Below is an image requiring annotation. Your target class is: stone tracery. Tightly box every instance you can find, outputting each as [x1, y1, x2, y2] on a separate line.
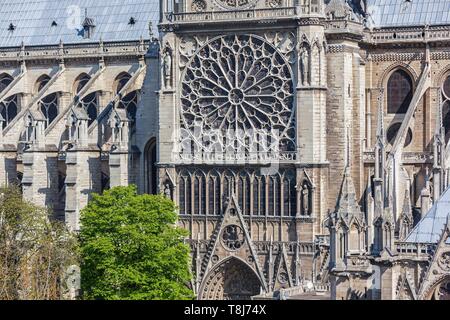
[180, 35, 295, 158]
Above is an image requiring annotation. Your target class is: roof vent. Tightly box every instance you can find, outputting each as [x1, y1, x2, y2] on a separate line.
[51, 21, 58, 27]
[128, 17, 136, 25]
[8, 23, 16, 32]
[82, 9, 96, 39]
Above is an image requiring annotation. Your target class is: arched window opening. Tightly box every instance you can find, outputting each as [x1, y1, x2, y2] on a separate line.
[0, 74, 13, 93]
[115, 73, 132, 94]
[145, 139, 157, 195]
[0, 75, 18, 129]
[74, 73, 91, 94]
[374, 220, 383, 253]
[40, 93, 58, 128]
[0, 95, 18, 129]
[36, 74, 51, 93]
[387, 69, 413, 114]
[178, 172, 191, 215]
[441, 75, 450, 144]
[118, 90, 138, 123]
[176, 169, 296, 218]
[79, 92, 98, 126]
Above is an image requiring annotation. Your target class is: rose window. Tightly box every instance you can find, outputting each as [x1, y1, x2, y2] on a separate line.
[221, 225, 245, 251]
[181, 35, 295, 157]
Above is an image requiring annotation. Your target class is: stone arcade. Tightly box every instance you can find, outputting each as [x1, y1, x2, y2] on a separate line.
[1, 0, 450, 300]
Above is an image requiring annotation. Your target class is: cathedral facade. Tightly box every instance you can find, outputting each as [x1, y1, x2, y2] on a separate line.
[1, 0, 450, 300]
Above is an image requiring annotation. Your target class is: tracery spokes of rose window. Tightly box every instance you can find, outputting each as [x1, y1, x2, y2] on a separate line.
[0, 74, 19, 129]
[180, 35, 295, 161]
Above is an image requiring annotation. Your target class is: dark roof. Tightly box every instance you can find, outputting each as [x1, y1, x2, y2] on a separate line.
[0, 0, 159, 47]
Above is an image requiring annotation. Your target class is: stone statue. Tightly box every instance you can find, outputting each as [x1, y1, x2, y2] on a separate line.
[64, 265, 80, 300]
[302, 183, 310, 215]
[164, 183, 172, 200]
[163, 45, 172, 89]
[299, 46, 309, 86]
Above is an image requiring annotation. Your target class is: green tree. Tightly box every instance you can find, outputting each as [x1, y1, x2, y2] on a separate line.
[80, 185, 194, 300]
[0, 185, 78, 300]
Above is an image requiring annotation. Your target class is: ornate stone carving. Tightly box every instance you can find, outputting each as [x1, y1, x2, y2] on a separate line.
[221, 225, 245, 251]
[438, 252, 450, 272]
[301, 181, 312, 216]
[180, 34, 295, 156]
[200, 258, 262, 300]
[192, 0, 207, 12]
[433, 280, 450, 300]
[162, 42, 173, 89]
[213, 0, 258, 10]
[299, 44, 310, 86]
[266, 0, 282, 8]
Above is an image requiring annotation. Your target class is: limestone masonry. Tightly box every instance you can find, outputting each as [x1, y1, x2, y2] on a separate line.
[1, 0, 450, 300]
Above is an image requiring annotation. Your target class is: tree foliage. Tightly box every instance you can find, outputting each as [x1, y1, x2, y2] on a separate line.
[79, 185, 194, 300]
[0, 185, 79, 300]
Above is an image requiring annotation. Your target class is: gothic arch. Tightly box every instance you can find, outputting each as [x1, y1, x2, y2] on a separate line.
[385, 67, 415, 114]
[35, 74, 51, 93]
[423, 275, 450, 300]
[0, 74, 19, 129]
[73, 72, 91, 94]
[199, 256, 263, 300]
[114, 72, 132, 94]
[434, 66, 450, 88]
[144, 138, 157, 195]
[378, 63, 418, 89]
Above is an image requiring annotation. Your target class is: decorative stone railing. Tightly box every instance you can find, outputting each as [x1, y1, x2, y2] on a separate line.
[365, 25, 450, 44]
[363, 151, 433, 164]
[396, 242, 433, 256]
[175, 151, 298, 164]
[163, 6, 324, 24]
[324, 19, 364, 35]
[0, 41, 149, 62]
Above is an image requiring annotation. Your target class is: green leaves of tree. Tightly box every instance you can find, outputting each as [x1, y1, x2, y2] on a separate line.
[80, 186, 194, 300]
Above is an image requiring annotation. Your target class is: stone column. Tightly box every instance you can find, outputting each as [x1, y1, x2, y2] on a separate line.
[22, 148, 59, 210]
[65, 147, 101, 231]
[109, 150, 130, 187]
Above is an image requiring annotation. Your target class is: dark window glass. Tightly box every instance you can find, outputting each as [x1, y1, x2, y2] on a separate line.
[443, 101, 450, 143]
[386, 123, 413, 147]
[179, 178, 186, 215]
[40, 93, 58, 128]
[387, 70, 413, 114]
[443, 76, 450, 99]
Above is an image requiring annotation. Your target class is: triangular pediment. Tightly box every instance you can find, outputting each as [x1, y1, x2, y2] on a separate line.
[273, 244, 293, 291]
[199, 194, 268, 292]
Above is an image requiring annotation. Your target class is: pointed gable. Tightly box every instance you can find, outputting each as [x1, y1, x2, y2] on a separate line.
[335, 167, 363, 224]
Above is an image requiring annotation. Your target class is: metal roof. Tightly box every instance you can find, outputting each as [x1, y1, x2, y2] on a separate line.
[405, 186, 450, 244]
[366, 0, 450, 28]
[0, 0, 160, 48]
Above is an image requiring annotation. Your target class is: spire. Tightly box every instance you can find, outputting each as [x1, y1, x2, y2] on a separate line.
[375, 88, 385, 146]
[336, 144, 363, 223]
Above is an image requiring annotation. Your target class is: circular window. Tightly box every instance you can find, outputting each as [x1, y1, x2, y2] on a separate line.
[386, 123, 413, 147]
[221, 225, 245, 251]
[181, 34, 295, 155]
